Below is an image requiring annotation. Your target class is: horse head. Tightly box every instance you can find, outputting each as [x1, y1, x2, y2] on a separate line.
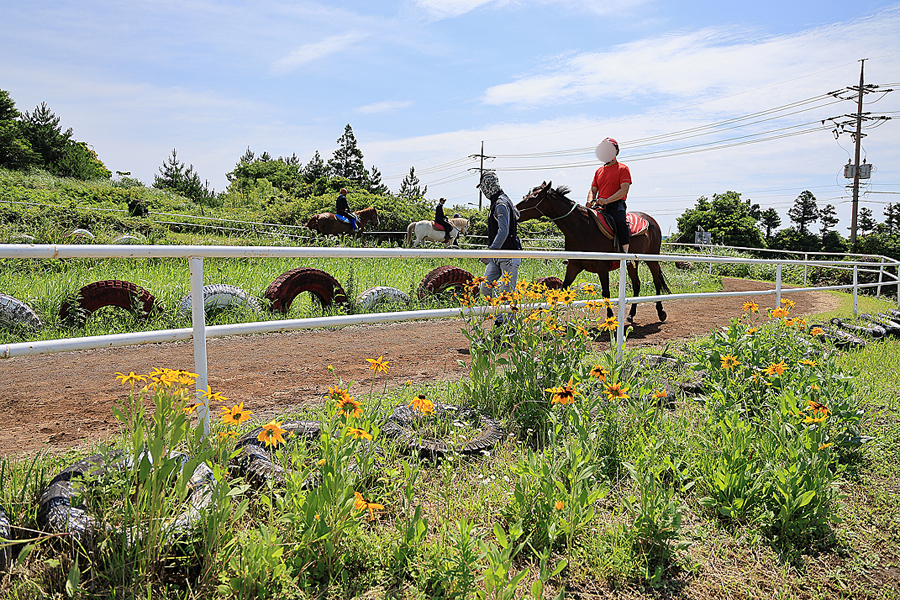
[358, 206, 380, 229]
[516, 181, 552, 222]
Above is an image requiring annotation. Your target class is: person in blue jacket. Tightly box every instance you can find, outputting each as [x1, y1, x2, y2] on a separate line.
[476, 171, 522, 329]
[335, 188, 357, 230]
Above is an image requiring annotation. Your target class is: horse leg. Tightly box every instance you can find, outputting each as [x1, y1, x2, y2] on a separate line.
[597, 268, 612, 320]
[647, 261, 667, 322]
[626, 261, 640, 324]
[562, 261, 583, 289]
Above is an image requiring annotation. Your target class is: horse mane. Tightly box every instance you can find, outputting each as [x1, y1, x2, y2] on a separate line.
[552, 184, 572, 198]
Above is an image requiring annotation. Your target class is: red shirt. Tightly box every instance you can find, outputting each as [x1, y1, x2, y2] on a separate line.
[591, 162, 631, 202]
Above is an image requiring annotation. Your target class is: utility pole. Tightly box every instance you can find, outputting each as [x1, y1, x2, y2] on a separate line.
[468, 141, 495, 210]
[822, 59, 893, 246]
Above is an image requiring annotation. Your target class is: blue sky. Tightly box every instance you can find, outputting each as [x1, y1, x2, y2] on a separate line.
[2, 0, 899, 235]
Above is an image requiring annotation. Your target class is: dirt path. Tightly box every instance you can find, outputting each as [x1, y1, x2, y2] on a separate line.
[0, 278, 839, 456]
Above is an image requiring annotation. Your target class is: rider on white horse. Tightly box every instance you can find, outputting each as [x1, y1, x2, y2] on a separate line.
[435, 197, 452, 242]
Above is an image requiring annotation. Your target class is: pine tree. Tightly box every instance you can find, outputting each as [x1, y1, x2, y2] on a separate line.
[884, 203, 900, 234]
[759, 208, 781, 239]
[787, 190, 819, 235]
[22, 101, 73, 169]
[398, 166, 427, 200]
[366, 165, 389, 194]
[327, 124, 366, 184]
[153, 148, 213, 202]
[0, 89, 38, 169]
[302, 150, 328, 183]
[818, 203, 839, 236]
[858, 207, 877, 234]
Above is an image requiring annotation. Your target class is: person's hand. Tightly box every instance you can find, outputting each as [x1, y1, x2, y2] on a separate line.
[480, 257, 492, 265]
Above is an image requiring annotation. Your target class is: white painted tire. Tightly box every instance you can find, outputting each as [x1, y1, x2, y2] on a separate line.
[0, 293, 42, 331]
[356, 286, 411, 309]
[69, 229, 95, 241]
[113, 234, 143, 245]
[176, 284, 262, 318]
[9, 233, 35, 244]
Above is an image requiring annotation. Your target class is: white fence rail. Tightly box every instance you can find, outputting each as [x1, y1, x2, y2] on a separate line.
[2, 243, 899, 432]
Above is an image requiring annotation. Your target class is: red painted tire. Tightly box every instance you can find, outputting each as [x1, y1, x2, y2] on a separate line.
[60, 280, 161, 325]
[534, 276, 564, 290]
[419, 266, 473, 296]
[264, 268, 348, 313]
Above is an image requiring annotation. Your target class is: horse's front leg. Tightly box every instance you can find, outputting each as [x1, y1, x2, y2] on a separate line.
[597, 268, 612, 320]
[562, 260, 583, 289]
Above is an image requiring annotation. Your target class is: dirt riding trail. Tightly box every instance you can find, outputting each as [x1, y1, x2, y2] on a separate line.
[0, 279, 839, 456]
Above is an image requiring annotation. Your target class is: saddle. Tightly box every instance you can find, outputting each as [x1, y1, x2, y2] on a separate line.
[431, 221, 451, 232]
[335, 213, 358, 230]
[589, 209, 649, 241]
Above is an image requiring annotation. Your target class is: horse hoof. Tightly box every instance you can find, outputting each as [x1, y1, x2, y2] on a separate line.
[626, 315, 634, 325]
[658, 310, 667, 322]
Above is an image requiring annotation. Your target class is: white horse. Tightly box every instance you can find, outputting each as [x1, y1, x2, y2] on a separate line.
[406, 217, 468, 247]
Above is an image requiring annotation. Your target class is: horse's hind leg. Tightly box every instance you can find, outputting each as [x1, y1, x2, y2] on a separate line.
[626, 262, 640, 323]
[647, 261, 667, 322]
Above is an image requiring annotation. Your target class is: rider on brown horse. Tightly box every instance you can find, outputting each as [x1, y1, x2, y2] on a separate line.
[335, 188, 358, 231]
[587, 138, 631, 253]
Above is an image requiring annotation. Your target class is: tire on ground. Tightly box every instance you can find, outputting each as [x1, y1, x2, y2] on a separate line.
[60, 280, 161, 325]
[37, 450, 216, 546]
[229, 421, 323, 488]
[535, 276, 564, 290]
[381, 402, 504, 458]
[264, 268, 348, 313]
[419, 266, 473, 296]
[0, 293, 42, 331]
[356, 286, 411, 309]
[0, 505, 10, 573]
[176, 284, 262, 319]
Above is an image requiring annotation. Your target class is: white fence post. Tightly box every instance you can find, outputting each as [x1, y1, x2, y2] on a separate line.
[853, 264, 858, 317]
[776, 263, 782, 307]
[803, 253, 808, 286]
[877, 263, 884, 298]
[189, 256, 210, 435]
[617, 258, 627, 363]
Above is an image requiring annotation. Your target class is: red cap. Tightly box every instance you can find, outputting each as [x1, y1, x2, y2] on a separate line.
[604, 137, 619, 149]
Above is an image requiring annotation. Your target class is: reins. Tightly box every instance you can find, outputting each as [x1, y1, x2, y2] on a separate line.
[523, 188, 578, 221]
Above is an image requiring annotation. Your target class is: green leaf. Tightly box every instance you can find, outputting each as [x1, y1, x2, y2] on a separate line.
[531, 580, 543, 599]
[65, 560, 80, 597]
[797, 490, 816, 508]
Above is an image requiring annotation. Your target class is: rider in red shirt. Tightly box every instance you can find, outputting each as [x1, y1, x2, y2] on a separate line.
[586, 138, 632, 253]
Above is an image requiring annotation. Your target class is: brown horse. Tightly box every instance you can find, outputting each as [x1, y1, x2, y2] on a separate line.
[516, 181, 669, 323]
[305, 206, 380, 236]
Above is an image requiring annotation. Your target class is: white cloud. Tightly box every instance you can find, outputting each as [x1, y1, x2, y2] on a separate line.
[413, 0, 495, 19]
[482, 9, 900, 109]
[270, 32, 368, 75]
[355, 100, 414, 114]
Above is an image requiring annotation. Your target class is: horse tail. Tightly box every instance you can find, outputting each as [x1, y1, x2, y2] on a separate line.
[406, 222, 414, 247]
[658, 265, 671, 294]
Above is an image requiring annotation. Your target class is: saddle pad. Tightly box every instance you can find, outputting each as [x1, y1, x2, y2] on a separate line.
[590, 209, 649, 240]
[431, 222, 447, 231]
[335, 214, 352, 225]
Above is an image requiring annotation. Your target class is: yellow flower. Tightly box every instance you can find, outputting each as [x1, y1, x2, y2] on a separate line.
[546, 377, 579, 405]
[217, 430, 237, 440]
[798, 359, 817, 367]
[183, 402, 202, 415]
[499, 270, 512, 286]
[604, 382, 629, 401]
[764, 360, 786, 377]
[590, 365, 609, 381]
[220, 402, 253, 426]
[575, 324, 590, 337]
[328, 364, 335, 373]
[405, 380, 413, 386]
[720, 354, 740, 370]
[746, 327, 758, 335]
[803, 414, 827, 424]
[780, 298, 796, 308]
[172, 369, 199, 385]
[806, 400, 831, 416]
[558, 289, 576, 305]
[743, 301, 759, 313]
[809, 327, 824, 336]
[346, 427, 373, 440]
[581, 283, 596, 295]
[818, 442, 833, 450]
[783, 318, 795, 327]
[585, 300, 604, 312]
[554, 500, 565, 511]
[366, 355, 390, 373]
[408, 394, 435, 415]
[599, 316, 618, 331]
[115, 371, 147, 387]
[354, 492, 384, 521]
[200, 385, 228, 404]
[337, 395, 362, 418]
[770, 307, 789, 319]
[257, 420, 288, 447]
[653, 389, 668, 399]
[317, 458, 326, 466]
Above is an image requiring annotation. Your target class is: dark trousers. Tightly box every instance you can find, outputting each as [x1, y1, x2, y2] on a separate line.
[606, 201, 630, 247]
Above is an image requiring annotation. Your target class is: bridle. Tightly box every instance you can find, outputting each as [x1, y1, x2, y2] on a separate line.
[520, 187, 578, 222]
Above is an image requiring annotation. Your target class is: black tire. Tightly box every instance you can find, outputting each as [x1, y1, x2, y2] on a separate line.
[0, 293, 42, 331]
[861, 314, 900, 336]
[831, 317, 885, 339]
[60, 280, 161, 325]
[381, 402, 504, 458]
[176, 284, 262, 318]
[810, 324, 867, 350]
[229, 421, 322, 488]
[0, 505, 10, 573]
[535, 276, 564, 290]
[37, 450, 216, 546]
[264, 268, 348, 313]
[419, 266, 473, 296]
[356, 286, 411, 309]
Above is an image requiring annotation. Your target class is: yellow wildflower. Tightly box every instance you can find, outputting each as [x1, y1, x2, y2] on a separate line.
[604, 382, 629, 401]
[408, 394, 435, 415]
[220, 402, 253, 426]
[115, 371, 147, 387]
[554, 500, 565, 511]
[354, 491, 384, 521]
[764, 360, 786, 377]
[546, 377, 579, 405]
[346, 427, 373, 440]
[590, 365, 609, 381]
[720, 354, 740, 370]
[366, 355, 390, 373]
[743, 301, 759, 313]
[257, 420, 288, 447]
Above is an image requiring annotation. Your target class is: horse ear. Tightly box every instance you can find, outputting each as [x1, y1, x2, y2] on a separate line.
[546, 181, 552, 189]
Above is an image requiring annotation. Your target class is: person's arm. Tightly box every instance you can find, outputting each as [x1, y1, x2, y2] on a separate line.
[594, 182, 630, 206]
[586, 186, 598, 207]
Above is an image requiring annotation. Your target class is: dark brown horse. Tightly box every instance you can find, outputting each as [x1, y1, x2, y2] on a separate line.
[516, 181, 669, 323]
[305, 206, 380, 236]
